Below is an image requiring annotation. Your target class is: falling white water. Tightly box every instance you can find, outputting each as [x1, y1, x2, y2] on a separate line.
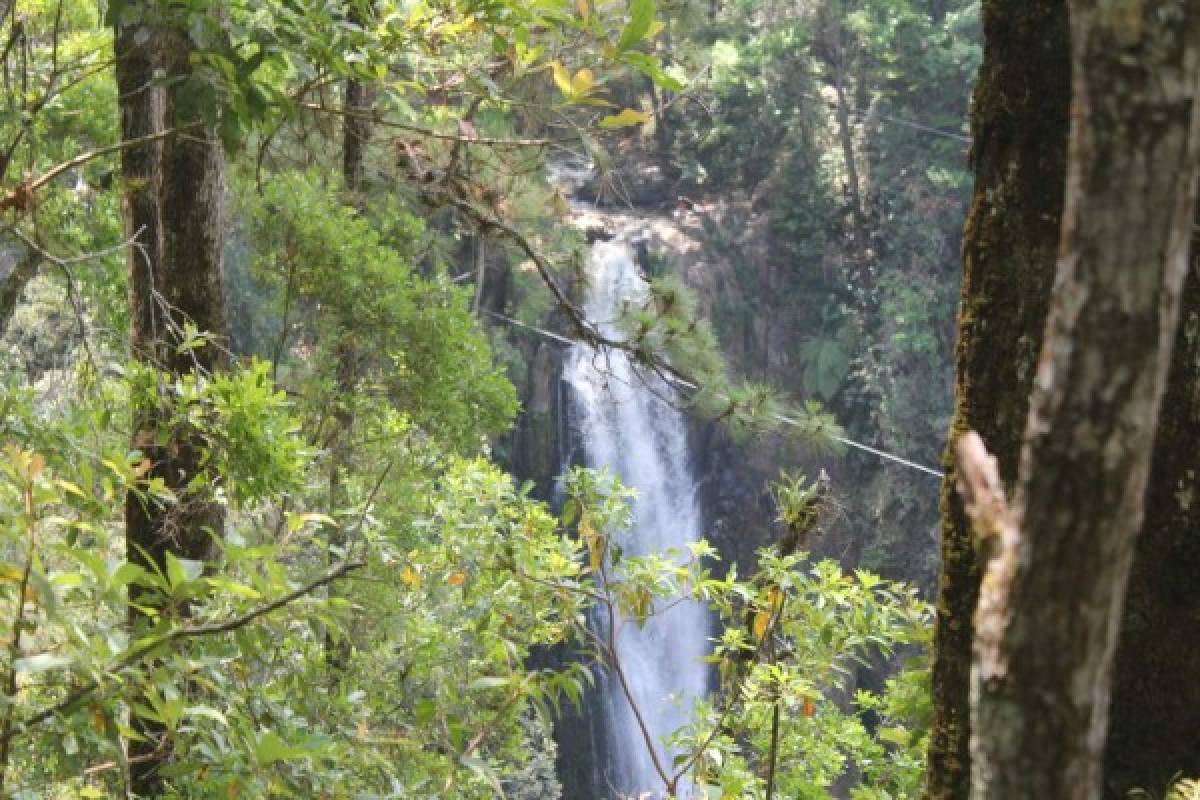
[564, 237, 711, 799]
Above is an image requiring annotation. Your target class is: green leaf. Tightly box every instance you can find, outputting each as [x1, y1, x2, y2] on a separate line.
[467, 676, 510, 691]
[618, 0, 656, 51]
[204, 576, 262, 599]
[253, 731, 300, 765]
[165, 553, 203, 589]
[14, 653, 71, 674]
[185, 706, 229, 726]
[621, 52, 684, 91]
[110, 562, 150, 590]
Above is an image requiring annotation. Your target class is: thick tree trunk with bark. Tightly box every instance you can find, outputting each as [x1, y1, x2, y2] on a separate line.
[114, 5, 228, 794]
[924, 2, 1068, 797]
[1103, 215, 1200, 798]
[969, 3, 1200, 797]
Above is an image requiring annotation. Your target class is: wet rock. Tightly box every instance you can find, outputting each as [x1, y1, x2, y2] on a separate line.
[583, 222, 615, 243]
[577, 162, 673, 210]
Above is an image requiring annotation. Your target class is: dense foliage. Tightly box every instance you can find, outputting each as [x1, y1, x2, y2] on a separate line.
[0, 0, 955, 797]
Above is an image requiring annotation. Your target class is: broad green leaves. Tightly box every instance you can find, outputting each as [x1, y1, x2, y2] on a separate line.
[618, 0, 658, 51]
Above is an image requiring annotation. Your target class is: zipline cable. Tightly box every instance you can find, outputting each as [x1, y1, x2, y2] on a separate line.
[483, 310, 946, 479]
[795, 90, 972, 145]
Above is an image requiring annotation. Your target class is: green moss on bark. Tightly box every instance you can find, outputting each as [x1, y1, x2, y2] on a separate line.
[924, 2, 1069, 798]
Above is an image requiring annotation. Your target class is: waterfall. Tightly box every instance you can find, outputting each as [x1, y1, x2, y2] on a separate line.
[563, 238, 711, 799]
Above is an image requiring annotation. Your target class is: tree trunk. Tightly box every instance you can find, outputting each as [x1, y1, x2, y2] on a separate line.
[326, 0, 374, 673]
[1104, 213, 1200, 798]
[833, 68, 869, 270]
[924, 2, 1069, 797]
[342, 68, 372, 197]
[969, 3, 1200, 797]
[115, 5, 228, 794]
[0, 247, 40, 337]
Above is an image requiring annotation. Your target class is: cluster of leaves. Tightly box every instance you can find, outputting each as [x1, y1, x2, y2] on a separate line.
[679, 554, 932, 800]
[239, 170, 518, 452]
[0, 363, 619, 797]
[557, 467, 931, 800]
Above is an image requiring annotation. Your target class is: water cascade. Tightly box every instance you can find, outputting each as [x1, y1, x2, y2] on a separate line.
[564, 236, 711, 799]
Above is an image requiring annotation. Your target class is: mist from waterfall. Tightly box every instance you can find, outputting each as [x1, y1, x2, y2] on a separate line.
[563, 238, 711, 799]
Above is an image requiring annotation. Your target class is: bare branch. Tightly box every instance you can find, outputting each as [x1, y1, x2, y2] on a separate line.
[1, 126, 198, 212]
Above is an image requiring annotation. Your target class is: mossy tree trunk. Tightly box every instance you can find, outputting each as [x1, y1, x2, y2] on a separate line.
[114, 4, 228, 794]
[969, 1, 1200, 796]
[924, 2, 1068, 797]
[1103, 213, 1200, 798]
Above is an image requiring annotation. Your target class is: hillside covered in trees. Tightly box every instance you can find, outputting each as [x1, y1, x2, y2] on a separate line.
[0, 0, 1197, 798]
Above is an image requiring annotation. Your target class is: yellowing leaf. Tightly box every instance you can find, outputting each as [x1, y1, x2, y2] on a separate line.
[630, 587, 651, 627]
[580, 516, 605, 570]
[571, 68, 595, 96]
[599, 108, 652, 128]
[550, 61, 573, 96]
[55, 479, 87, 498]
[576, 0, 590, 20]
[89, 704, 106, 733]
[401, 565, 422, 589]
[133, 458, 152, 478]
[646, 19, 666, 39]
[446, 570, 467, 587]
[0, 563, 23, 583]
[28, 453, 45, 479]
[752, 609, 771, 641]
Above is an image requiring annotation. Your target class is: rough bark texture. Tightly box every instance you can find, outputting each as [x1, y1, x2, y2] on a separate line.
[115, 6, 228, 795]
[923, 2, 1068, 797]
[1104, 216, 1200, 799]
[970, 2, 1200, 797]
[342, 75, 372, 197]
[0, 248, 40, 337]
[114, 15, 165, 371]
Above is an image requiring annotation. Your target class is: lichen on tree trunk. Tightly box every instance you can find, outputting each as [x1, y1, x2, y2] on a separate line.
[968, 1, 1200, 796]
[1104, 214, 1200, 798]
[924, 2, 1068, 797]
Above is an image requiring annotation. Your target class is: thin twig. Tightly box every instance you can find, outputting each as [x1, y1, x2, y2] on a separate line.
[298, 101, 563, 147]
[1, 126, 198, 210]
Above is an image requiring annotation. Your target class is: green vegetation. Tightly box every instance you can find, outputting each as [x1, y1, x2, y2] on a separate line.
[0, 0, 991, 797]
